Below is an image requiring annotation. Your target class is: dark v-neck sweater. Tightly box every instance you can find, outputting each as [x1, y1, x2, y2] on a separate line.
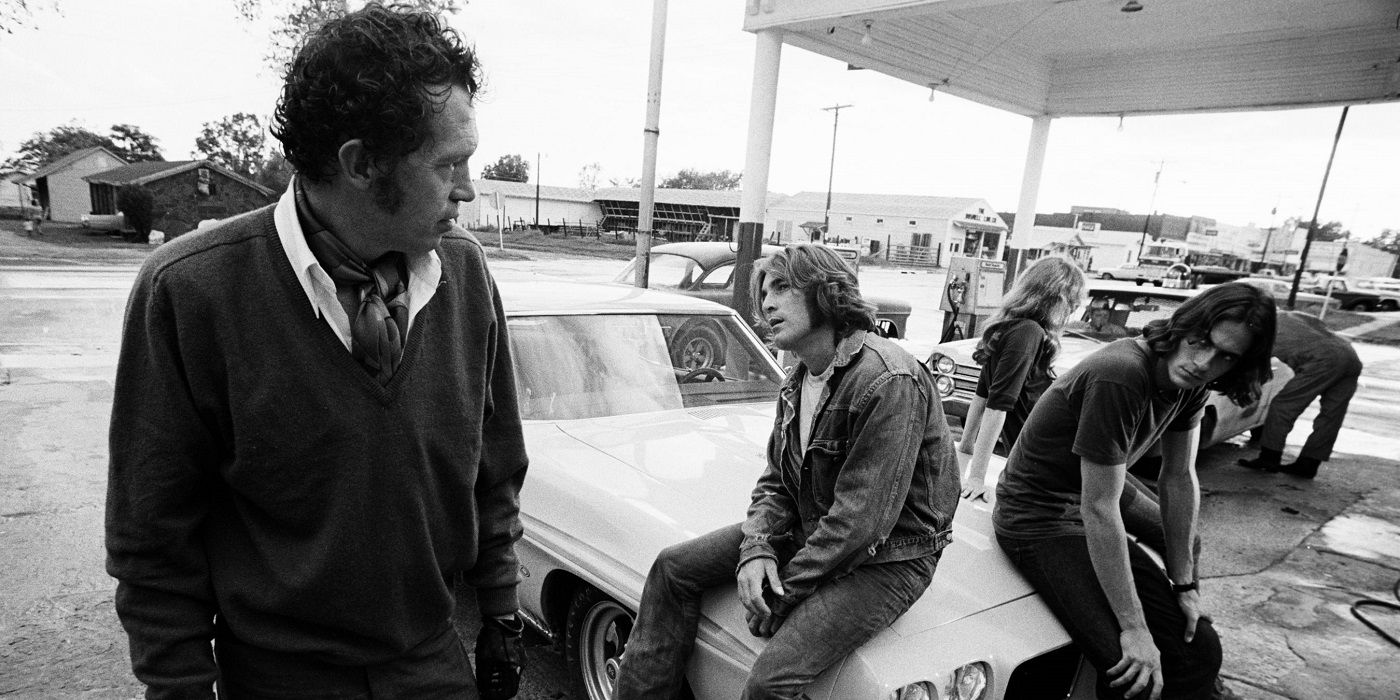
[106, 205, 529, 696]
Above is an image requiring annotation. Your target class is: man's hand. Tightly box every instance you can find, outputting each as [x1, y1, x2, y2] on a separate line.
[960, 482, 988, 502]
[1107, 626, 1163, 700]
[1177, 588, 1203, 643]
[736, 558, 784, 638]
[475, 613, 526, 700]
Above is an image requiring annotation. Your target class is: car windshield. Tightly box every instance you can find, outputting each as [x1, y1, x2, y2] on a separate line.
[1065, 291, 1186, 341]
[611, 254, 702, 290]
[508, 313, 784, 420]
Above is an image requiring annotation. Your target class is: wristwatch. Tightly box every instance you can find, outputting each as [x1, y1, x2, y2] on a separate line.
[1171, 579, 1199, 593]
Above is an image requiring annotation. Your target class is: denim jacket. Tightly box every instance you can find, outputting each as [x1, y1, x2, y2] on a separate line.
[739, 330, 961, 616]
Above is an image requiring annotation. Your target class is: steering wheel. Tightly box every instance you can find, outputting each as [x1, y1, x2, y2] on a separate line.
[681, 367, 726, 383]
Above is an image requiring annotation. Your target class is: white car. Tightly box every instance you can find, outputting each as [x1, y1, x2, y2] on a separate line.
[925, 282, 1294, 450]
[501, 280, 1095, 700]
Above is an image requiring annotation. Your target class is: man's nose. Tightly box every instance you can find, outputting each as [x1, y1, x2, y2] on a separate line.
[452, 173, 475, 203]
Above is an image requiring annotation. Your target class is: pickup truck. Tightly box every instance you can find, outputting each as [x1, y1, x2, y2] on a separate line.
[1312, 276, 1400, 311]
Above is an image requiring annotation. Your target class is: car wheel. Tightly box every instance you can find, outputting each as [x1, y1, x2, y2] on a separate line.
[671, 322, 725, 370]
[1382, 300, 1399, 312]
[1151, 280, 1163, 287]
[1134, 279, 1145, 286]
[1100, 273, 1115, 280]
[565, 584, 634, 700]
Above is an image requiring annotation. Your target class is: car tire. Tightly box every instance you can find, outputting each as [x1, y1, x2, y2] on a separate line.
[671, 321, 726, 370]
[1382, 300, 1399, 312]
[1100, 272, 1115, 280]
[565, 584, 634, 700]
[1134, 279, 1145, 286]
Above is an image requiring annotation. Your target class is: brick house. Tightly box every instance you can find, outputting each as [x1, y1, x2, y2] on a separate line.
[85, 160, 274, 238]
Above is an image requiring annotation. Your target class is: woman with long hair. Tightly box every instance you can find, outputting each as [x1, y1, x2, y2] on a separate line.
[959, 256, 1087, 501]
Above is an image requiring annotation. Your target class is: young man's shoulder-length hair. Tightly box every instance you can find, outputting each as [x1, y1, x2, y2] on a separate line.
[750, 244, 878, 338]
[272, 2, 482, 183]
[1142, 282, 1277, 406]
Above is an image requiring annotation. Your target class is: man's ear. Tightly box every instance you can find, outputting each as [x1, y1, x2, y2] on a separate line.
[336, 140, 377, 191]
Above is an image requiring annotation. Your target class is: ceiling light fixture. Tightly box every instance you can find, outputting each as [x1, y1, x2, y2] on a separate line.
[860, 19, 874, 46]
[1121, 1, 1143, 12]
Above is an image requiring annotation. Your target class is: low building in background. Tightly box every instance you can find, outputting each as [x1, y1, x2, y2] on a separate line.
[84, 160, 274, 239]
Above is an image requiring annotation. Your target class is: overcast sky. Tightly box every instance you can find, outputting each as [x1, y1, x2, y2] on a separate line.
[2, 0, 1397, 239]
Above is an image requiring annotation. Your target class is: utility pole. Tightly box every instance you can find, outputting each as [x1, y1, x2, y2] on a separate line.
[1136, 160, 1164, 260]
[1289, 106, 1348, 310]
[822, 103, 853, 243]
[635, 0, 668, 288]
[534, 152, 541, 227]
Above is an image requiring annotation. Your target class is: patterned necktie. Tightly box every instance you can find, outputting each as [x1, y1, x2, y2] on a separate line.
[297, 188, 410, 384]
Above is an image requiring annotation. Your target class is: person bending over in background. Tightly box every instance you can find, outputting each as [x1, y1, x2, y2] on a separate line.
[1238, 309, 1361, 479]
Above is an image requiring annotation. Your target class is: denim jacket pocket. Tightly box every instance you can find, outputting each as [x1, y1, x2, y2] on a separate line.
[805, 438, 848, 509]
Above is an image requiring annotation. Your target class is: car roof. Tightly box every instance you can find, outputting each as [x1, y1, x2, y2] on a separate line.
[1086, 281, 1197, 303]
[650, 241, 787, 267]
[497, 278, 734, 316]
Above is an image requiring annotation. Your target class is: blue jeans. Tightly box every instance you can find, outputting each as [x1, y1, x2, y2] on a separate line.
[997, 533, 1221, 700]
[615, 523, 937, 700]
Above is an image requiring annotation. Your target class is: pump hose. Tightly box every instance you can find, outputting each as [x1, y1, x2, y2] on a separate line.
[1351, 577, 1400, 647]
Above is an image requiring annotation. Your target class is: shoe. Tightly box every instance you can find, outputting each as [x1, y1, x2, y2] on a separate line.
[1238, 447, 1282, 472]
[1278, 457, 1320, 479]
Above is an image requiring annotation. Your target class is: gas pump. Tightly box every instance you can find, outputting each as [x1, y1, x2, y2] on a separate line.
[940, 257, 1006, 342]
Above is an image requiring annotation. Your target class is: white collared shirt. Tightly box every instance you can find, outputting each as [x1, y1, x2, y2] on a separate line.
[273, 177, 442, 351]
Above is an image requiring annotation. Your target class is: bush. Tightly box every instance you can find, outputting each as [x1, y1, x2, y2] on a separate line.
[117, 185, 155, 243]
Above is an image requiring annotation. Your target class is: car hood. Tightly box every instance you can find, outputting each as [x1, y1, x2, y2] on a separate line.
[931, 334, 1102, 374]
[521, 405, 1037, 642]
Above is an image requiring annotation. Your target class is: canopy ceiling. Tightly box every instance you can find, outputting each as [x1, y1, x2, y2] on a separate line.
[742, 0, 1400, 117]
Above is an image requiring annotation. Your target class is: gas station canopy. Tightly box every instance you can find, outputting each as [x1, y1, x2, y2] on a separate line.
[741, 0, 1400, 117]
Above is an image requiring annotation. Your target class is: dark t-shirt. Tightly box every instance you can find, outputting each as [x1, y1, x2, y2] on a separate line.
[974, 318, 1051, 447]
[993, 338, 1208, 539]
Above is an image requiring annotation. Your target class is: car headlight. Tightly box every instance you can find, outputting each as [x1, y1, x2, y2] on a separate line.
[930, 353, 956, 375]
[886, 662, 989, 700]
[946, 662, 990, 700]
[934, 374, 955, 398]
[890, 681, 934, 700]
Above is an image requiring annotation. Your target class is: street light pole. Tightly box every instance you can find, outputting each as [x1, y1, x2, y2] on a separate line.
[822, 103, 852, 243]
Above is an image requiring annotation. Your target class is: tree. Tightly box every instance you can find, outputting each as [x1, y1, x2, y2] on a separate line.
[117, 184, 155, 244]
[195, 113, 269, 179]
[256, 151, 295, 196]
[1289, 216, 1348, 242]
[2, 123, 163, 172]
[231, 0, 463, 74]
[0, 0, 59, 34]
[481, 154, 530, 183]
[659, 168, 741, 190]
[108, 123, 165, 164]
[577, 162, 602, 194]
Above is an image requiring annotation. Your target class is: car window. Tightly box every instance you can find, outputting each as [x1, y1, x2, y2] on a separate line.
[508, 313, 784, 420]
[642, 254, 700, 290]
[699, 263, 735, 289]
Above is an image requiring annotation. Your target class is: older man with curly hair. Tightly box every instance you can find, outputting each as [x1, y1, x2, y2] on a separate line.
[615, 244, 962, 699]
[105, 5, 529, 698]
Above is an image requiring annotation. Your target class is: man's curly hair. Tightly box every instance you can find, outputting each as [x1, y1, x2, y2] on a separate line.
[1141, 282, 1277, 406]
[751, 244, 878, 340]
[271, 3, 481, 183]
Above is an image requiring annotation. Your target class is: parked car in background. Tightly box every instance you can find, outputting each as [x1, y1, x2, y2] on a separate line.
[924, 282, 1294, 449]
[613, 241, 912, 339]
[1302, 276, 1382, 311]
[1096, 256, 1183, 286]
[1348, 277, 1400, 311]
[80, 212, 128, 232]
[1238, 277, 1341, 314]
[503, 280, 1095, 700]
